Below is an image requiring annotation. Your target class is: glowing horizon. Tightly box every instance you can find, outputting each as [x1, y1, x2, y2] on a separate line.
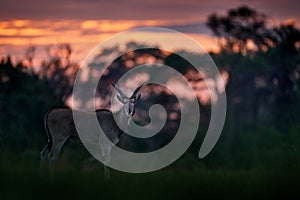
[0, 19, 219, 65]
[1, 1, 299, 65]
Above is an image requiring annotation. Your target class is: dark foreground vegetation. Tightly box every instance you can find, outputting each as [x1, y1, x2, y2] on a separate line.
[0, 6, 300, 199]
[2, 164, 300, 200]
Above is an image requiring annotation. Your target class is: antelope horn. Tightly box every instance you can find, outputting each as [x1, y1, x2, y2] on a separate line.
[130, 83, 145, 98]
[112, 83, 127, 98]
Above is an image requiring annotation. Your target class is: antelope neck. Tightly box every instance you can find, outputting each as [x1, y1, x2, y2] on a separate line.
[115, 108, 131, 132]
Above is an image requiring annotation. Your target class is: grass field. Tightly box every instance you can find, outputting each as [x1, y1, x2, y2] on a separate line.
[1, 149, 300, 200]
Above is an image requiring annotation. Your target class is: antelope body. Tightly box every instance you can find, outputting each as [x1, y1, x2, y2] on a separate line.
[40, 83, 144, 179]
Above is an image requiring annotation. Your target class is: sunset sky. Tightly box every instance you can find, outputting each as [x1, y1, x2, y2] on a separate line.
[1, 0, 300, 64]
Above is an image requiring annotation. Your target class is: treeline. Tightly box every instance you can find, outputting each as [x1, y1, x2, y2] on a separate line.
[197, 6, 300, 169]
[0, 44, 79, 151]
[0, 6, 300, 170]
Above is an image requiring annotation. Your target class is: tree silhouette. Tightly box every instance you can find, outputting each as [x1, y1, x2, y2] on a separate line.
[207, 6, 300, 131]
[0, 56, 64, 151]
[39, 43, 79, 101]
[207, 6, 274, 53]
[272, 23, 300, 55]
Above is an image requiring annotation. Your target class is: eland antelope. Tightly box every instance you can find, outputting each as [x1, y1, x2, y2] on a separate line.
[40, 83, 144, 179]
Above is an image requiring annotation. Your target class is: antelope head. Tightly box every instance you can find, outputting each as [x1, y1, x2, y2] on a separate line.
[112, 83, 144, 116]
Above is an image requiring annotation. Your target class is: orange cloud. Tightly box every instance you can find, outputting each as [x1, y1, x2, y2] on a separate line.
[13, 20, 30, 27]
[0, 19, 218, 65]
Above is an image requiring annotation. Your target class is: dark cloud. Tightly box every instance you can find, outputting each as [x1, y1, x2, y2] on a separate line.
[0, 35, 43, 38]
[162, 22, 211, 34]
[131, 22, 211, 34]
[0, 0, 298, 23]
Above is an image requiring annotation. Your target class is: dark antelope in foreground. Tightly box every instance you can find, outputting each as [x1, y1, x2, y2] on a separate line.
[40, 83, 144, 179]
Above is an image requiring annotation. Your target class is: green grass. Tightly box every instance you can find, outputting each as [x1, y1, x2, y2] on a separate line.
[0, 150, 300, 200]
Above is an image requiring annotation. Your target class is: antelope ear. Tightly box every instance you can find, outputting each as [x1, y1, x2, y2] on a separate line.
[117, 95, 124, 103]
[134, 94, 141, 103]
[117, 95, 128, 103]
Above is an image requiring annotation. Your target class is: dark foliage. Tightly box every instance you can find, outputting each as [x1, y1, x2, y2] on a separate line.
[0, 7, 299, 185]
[0, 56, 65, 152]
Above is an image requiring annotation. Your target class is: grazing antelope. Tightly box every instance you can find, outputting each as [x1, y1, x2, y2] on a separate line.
[40, 83, 144, 179]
